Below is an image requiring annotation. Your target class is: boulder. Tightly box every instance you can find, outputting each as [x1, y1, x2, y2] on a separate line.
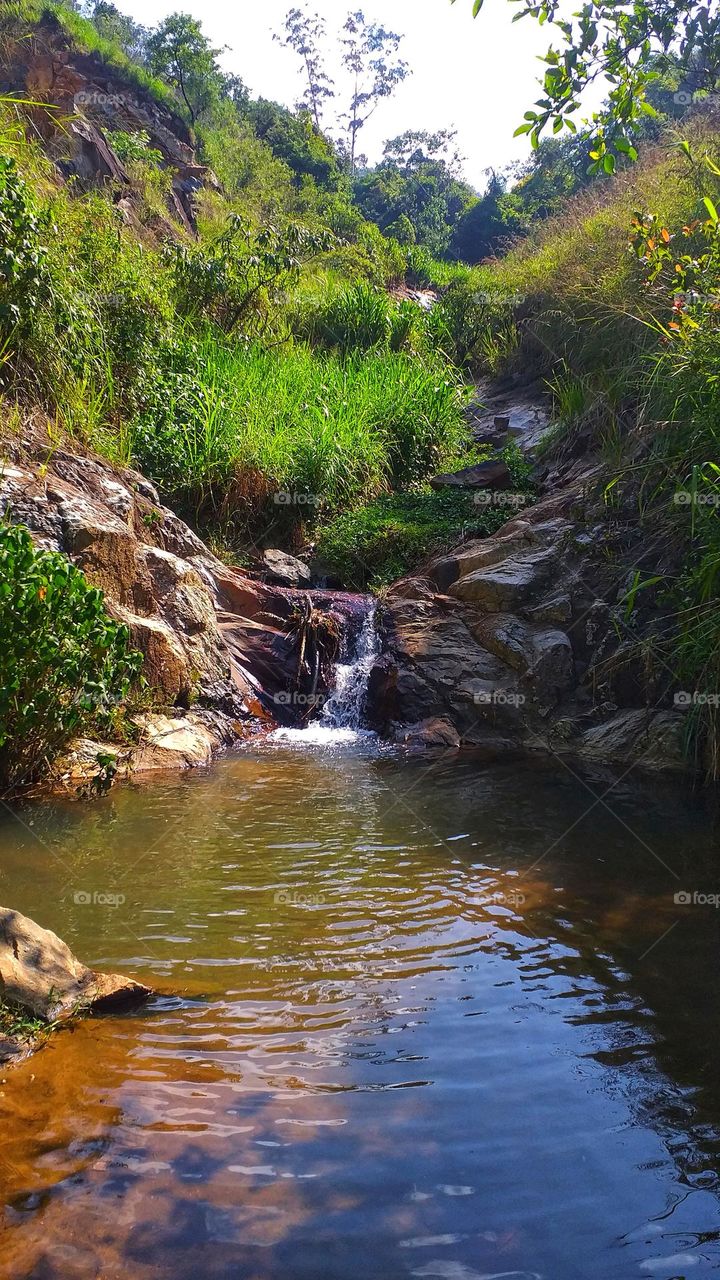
[395, 717, 461, 750]
[575, 710, 685, 770]
[131, 713, 218, 770]
[449, 549, 556, 612]
[258, 548, 312, 588]
[430, 459, 512, 492]
[0, 906, 150, 1023]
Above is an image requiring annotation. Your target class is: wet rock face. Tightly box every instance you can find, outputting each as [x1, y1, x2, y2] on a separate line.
[0, 906, 150, 1055]
[369, 465, 686, 773]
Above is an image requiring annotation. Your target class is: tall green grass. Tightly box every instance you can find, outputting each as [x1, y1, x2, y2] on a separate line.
[130, 334, 469, 522]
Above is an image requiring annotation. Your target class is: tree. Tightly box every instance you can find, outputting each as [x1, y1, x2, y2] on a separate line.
[458, 0, 720, 171]
[275, 8, 335, 130]
[84, 2, 149, 61]
[354, 129, 475, 256]
[341, 11, 410, 174]
[245, 98, 344, 191]
[450, 171, 521, 262]
[145, 13, 226, 125]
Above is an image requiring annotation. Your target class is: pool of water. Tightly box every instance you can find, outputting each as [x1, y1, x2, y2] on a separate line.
[0, 747, 718, 1279]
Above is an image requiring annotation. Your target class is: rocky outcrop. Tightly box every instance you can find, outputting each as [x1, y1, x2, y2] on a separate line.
[0, 906, 150, 1062]
[0, 425, 366, 778]
[0, 11, 217, 235]
[429, 458, 512, 492]
[368, 452, 688, 772]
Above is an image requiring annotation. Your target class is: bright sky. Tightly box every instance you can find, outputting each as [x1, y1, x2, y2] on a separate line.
[114, 0, 552, 191]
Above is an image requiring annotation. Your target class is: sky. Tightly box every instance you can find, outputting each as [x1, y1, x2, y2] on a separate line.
[114, 0, 554, 192]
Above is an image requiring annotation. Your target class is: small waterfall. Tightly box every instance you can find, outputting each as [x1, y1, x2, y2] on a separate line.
[318, 606, 379, 733]
[270, 604, 378, 747]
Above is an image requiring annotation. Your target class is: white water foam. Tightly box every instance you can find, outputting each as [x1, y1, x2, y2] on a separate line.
[271, 606, 379, 748]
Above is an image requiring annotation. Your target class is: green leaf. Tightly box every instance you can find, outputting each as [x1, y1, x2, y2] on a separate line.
[703, 196, 719, 225]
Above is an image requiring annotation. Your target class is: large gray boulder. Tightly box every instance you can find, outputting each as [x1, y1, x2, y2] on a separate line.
[0, 907, 150, 1039]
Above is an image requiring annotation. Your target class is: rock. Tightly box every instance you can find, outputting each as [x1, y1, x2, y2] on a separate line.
[525, 594, 573, 625]
[430, 459, 512, 492]
[0, 906, 150, 1022]
[258, 548, 312, 588]
[449, 549, 556, 612]
[113, 608, 192, 704]
[470, 615, 574, 704]
[0, 1037, 23, 1064]
[131, 713, 219, 770]
[576, 711, 686, 770]
[394, 717, 461, 750]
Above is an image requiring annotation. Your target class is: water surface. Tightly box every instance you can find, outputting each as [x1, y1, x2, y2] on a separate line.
[0, 749, 718, 1279]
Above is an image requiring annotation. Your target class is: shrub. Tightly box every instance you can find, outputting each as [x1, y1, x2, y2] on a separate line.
[0, 154, 47, 346]
[164, 215, 333, 337]
[0, 523, 142, 793]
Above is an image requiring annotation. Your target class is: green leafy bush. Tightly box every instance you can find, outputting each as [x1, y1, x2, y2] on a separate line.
[0, 154, 46, 339]
[164, 215, 333, 336]
[0, 524, 142, 793]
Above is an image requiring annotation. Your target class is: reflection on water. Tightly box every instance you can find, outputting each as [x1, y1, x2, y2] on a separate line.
[0, 750, 718, 1279]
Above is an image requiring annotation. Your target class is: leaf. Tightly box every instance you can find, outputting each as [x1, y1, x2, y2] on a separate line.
[703, 196, 719, 225]
[472, 0, 484, 14]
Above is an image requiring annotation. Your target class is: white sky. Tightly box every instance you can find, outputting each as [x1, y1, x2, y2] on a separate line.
[114, 0, 554, 191]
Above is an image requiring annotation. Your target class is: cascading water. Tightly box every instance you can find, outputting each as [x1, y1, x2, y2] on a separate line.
[271, 604, 379, 747]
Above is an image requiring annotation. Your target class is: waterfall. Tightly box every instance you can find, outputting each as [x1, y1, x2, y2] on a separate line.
[318, 606, 379, 732]
[270, 604, 378, 747]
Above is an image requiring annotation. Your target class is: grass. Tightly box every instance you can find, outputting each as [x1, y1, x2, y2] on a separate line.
[0, 994, 49, 1044]
[130, 336, 471, 530]
[317, 442, 534, 589]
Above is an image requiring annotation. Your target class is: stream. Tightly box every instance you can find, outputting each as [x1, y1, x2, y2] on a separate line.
[0, 721, 719, 1277]
[1, 597, 719, 1279]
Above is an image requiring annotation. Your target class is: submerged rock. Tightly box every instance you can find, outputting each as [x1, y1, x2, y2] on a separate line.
[0, 906, 151, 1060]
